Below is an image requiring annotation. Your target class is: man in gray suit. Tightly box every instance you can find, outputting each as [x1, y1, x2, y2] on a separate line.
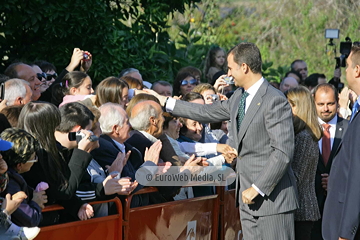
[153, 42, 298, 239]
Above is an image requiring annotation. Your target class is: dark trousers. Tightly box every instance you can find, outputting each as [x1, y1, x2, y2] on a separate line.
[295, 221, 314, 240]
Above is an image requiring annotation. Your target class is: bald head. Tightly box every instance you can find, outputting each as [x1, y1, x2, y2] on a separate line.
[5, 63, 42, 100]
[130, 100, 164, 137]
[280, 77, 299, 93]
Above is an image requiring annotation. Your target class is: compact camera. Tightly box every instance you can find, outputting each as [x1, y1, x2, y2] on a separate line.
[209, 94, 219, 101]
[68, 131, 98, 143]
[224, 76, 234, 84]
[83, 52, 90, 61]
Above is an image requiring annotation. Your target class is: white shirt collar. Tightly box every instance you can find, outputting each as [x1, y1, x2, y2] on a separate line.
[139, 131, 158, 143]
[318, 115, 338, 126]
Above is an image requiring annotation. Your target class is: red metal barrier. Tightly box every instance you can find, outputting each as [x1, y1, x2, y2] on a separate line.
[34, 185, 242, 239]
[35, 198, 123, 240]
[123, 187, 220, 240]
[220, 189, 243, 240]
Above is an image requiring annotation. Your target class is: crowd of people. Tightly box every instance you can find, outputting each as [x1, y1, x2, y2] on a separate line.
[0, 42, 359, 240]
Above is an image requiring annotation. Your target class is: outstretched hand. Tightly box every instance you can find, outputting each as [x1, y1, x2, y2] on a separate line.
[106, 151, 131, 175]
[66, 48, 84, 72]
[144, 140, 162, 165]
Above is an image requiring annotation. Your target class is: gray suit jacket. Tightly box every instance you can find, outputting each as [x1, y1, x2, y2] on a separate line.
[171, 80, 298, 216]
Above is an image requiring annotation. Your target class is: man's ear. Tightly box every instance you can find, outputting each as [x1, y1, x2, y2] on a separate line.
[15, 97, 23, 105]
[150, 116, 157, 126]
[242, 63, 250, 74]
[113, 124, 119, 134]
[355, 65, 360, 78]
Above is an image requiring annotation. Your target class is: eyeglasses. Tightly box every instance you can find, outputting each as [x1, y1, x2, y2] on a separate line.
[36, 73, 47, 81]
[46, 73, 58, 81]
[27, 155, 38, 163]
[181, 79, 198, 86]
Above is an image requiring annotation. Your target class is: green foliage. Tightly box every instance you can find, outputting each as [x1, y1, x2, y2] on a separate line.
[1, 0, 359, 87]
[262, 61, 289, 83]
[0, 0, 199, 84]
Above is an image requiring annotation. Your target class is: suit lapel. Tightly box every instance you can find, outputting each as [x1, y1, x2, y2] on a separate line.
[327, 119, 343, 165]
[318, 117, 346, 171]
[328, 117, 348, 167]
[237, 81, 267, 142]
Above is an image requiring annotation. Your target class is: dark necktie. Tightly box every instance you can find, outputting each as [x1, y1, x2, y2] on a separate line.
[237, 91, 249, 131]
[322, 123, 331, 166]
[350, 101, 360, 122]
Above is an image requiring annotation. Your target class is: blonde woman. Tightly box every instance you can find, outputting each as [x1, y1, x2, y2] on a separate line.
[285, 86, 322, 240]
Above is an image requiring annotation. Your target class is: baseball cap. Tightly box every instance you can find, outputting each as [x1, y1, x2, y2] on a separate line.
[0, 139, 13, 151]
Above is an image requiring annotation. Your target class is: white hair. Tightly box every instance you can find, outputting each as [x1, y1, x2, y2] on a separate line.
[99, 103, 126, 135]
[129, 103, 158, 131]
[4, 78, 30, 106]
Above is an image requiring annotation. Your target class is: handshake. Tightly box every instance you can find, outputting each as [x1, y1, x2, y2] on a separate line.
[217, 144, 238, 164]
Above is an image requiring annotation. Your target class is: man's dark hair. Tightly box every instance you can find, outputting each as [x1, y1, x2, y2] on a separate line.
[313, 83, 339, 102]
[33, 60, 57, 73]
[4, 62, 24, 78]
[290, 59, 305, 71]
[304, 73, 326, 88]
[229, 42, 262, 74]
[151, 80, 172, 89]
[56, 102, 95, 133]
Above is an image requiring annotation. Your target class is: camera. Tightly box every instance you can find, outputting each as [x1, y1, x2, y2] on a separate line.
[68, 131, 98, 143]
[83, 52, 90, 61]
[336, 37, 352, 68]
[224, 76, 234, 85]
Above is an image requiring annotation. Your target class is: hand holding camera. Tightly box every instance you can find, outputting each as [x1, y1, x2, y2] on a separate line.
[76, 129, 99, 153]
[81, 51, 92, 73]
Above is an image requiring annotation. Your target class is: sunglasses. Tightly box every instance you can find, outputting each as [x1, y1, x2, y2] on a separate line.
[37, 73, 47, 81]
[46, 73, 58, 81]
[181, 79, 198, 86]
[37, 73, 58, 81]
[27, 155, 38, 163]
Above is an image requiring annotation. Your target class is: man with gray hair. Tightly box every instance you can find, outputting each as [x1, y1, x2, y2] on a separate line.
[126, 100, 181, 168]
[4, 79, 32, 106]
[91, 102, 163, 207]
